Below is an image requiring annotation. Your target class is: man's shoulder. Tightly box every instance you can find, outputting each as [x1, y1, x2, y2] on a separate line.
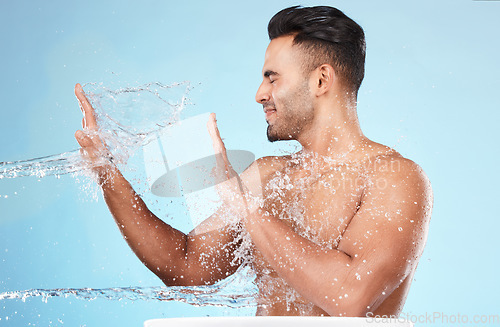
[239, 154, 292, 188]
[365, 150, 428, 184]
[361, 149, 432, 207]
[253, 154, 291, 174]
[256, 154, 292, 163]
[239, 155, 290, 196]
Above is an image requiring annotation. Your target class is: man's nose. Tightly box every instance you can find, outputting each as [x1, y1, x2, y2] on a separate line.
[255, 82, 270, 104]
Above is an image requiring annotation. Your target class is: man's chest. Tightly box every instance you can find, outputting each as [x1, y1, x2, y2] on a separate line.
[260, 163, 366, 248]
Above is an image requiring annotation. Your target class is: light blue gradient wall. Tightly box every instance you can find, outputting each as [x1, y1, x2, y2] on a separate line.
[1, 0, 499, 325]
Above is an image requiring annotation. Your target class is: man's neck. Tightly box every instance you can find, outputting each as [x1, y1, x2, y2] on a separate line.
[297, 95, 367, 160]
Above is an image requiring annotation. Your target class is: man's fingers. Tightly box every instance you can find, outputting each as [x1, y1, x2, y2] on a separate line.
[207, 114, 227, 179]
[207, 113, 234, 179]
[207, 113, 222, 151]
[207, 113, 229, 162]
[76, 129, 105, 149]
[75, 130, 94, 148]
[75, 83, 98, 129]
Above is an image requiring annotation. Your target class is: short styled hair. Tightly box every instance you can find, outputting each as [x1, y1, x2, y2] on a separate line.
[268, 6, 366, 94]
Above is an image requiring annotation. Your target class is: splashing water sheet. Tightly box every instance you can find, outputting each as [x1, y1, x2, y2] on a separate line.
[0, 266, 257, 307]
[1, 82, 189, 180]
[0, 81, 259, 324]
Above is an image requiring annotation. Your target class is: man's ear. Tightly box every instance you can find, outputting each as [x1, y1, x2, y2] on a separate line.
[314, 64, 335, 96]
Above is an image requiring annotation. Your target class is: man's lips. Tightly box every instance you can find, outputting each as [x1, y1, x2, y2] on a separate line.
[264, 107, 276, 119]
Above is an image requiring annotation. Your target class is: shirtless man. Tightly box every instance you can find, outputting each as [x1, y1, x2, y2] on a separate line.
[74, 6, 432, 317]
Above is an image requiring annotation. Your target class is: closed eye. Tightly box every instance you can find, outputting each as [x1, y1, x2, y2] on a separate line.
[263, 70, 279, 84]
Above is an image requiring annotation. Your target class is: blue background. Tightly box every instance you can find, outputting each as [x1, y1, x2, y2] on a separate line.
[1, 0, 499, 325]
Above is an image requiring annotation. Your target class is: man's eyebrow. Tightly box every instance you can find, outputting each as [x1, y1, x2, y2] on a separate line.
[263, 70, 279, 78]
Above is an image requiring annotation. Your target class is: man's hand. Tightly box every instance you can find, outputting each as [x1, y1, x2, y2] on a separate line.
[206, 113, 261, 217]
[74, 83, 113, 178]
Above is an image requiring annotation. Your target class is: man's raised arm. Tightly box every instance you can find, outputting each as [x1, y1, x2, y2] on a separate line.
[73, 84, 241, 286]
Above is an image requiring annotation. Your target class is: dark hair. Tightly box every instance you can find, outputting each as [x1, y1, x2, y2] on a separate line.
[268, 6, 366, 94]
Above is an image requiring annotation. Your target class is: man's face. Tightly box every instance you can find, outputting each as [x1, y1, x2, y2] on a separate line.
[256, 35, 315, 142]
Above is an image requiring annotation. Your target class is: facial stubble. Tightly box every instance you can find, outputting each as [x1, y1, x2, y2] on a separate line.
[267, 81, 314, 142]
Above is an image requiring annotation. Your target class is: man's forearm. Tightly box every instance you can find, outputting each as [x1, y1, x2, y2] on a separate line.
[98, 166, 189, 285]
[244, 209, 358, 315]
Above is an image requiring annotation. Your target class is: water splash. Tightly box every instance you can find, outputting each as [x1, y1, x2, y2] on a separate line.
[0, 267, 258, 308]
[0, 81, 191, 180]
[0, 149, 83, 179]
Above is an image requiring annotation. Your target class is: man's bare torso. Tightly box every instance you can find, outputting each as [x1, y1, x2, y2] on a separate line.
[250, 145, 415, 316]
